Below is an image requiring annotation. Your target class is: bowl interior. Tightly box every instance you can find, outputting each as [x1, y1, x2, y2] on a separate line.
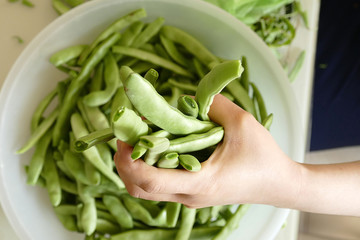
[0, 0, 303, 239]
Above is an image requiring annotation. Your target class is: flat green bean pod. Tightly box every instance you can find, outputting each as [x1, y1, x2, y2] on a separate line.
[50, 44, 87, 67]
[103, 195, 133, 229]
[78, 8, 147, 65]
[74, 128, 115, 152]
[160, 25, 220, 68]
[83, 53, 120, 107]
[112, 46, 193, 78]
[195, 60, 243, 121]
[167, 126, 224, 154]
[123, 72, 216, 135]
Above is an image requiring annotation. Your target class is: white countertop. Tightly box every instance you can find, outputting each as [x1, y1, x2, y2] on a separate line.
[0, 0, 320, 239]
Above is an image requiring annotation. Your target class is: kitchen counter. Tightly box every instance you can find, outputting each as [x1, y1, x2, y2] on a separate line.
[0, 0, 320, 239]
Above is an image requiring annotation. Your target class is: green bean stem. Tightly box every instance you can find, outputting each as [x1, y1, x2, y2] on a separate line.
[74, 128, 115, 152]
[112, 106, 149, 146]
[177, 95, 199, 118]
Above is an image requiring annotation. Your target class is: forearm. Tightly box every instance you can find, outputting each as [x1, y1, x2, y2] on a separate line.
[294, 161, 360, 216]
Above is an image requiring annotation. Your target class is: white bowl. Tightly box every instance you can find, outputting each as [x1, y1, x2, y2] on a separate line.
[0, 0, 304, 239]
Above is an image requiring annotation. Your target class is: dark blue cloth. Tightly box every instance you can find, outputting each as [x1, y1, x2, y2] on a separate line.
[310, 0, 360, 151]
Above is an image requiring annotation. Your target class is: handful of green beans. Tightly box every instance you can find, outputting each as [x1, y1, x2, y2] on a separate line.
[17, 8, 272, 240]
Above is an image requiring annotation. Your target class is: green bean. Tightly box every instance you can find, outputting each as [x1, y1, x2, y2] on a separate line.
[30, 88, 57, 132]
[250, 82, 268, 122]
[131, 130, 172, 160]
[226, 80, 255, 116]
[59, 175, 78, 194]
[97, 209, 118, 224]
[179, 154, 201, 172]
[50, 44, 87, 67]
[51, 0, 70, 15]
[78, 182, 97, 236]
[54, 212, 78, 232]
[177, 95, 199, 118]
[130, 143, 148, 160]
[160, 25, 220, 68]
[84, 158, 101, 186]
[212, 204, 250, 240]
[71, 112, 125, 189]
[262, 113, 274, 130]
[77, 101, 117, 151]
[157, 152, 179, 169]
[132, 17, 165, 48]
[112, 106, 149, 146]
[56, 159, 75, 180]
[220, 91, 235, 102]
[112, 46, 193, 77]
[78, 8, 147, 65]
[42, 148, 62, 207]
[17, 107, 59, 154]
[54, 204, 77, 215]
[192, 57, 207, 79]
[26, 129, 53, 185]
[195, 60, 243, 121]
[167, 126, 223, 154]
[53, 32, 121, 146]
[110, 227, 221, 240]
[139, 136, 170, 166]
[168, 78, 197, 93]
[123, 72, 215, 135]
[96, 143, 114, 170]
[74, 128, 115, 152]
[122, 194, 155, 226]
[165, 202, 181, 227]
[175, 205, 196, 240]
[159, 34, 188, 67]
[166, 86, 182, 107]
[103, 195, 133, 229]
[289, 50, 305, 82]
[89, 63, 104, 92]
[197, 207, 211, 224]
[144, 68, 159, 86]
[131, 61, 157, 74]
[83, 53, 120, 107]
[239, 56, 250, 93]
[138, 136, 170, 150]
[110, 86, 133, 121]
[115, 21, 145, 60]
[63, 0, 83, 7]
[154, 43, 171, 59]
[96, 218, 121, 235]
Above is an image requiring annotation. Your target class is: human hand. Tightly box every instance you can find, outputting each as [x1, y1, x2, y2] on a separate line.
[114, 94, 301, 209]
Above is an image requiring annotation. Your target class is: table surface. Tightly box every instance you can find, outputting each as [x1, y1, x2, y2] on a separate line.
[0, 0, 320, 239]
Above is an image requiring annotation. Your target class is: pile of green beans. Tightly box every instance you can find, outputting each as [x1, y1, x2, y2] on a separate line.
[17, 8, 272, 240]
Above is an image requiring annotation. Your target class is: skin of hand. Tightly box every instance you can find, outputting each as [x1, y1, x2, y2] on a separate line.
[114, 94, 360, 216]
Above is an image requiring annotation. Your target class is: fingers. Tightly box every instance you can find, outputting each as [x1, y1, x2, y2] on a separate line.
[208, 94, 248, 127]
[114, 140, 206, 196]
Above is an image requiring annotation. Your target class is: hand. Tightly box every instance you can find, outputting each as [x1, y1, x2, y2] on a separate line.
[114, 94, 301, 208]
